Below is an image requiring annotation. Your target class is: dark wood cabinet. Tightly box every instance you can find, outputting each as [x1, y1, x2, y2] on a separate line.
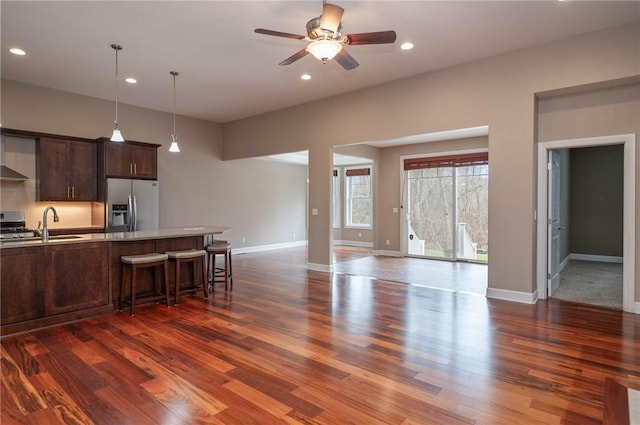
[43, 242, 110, 316]
[0, 242, 111, 336]
[0, 233, 211, 335]
[0, 247, 44, 325]
[37, 137, 97, 201]
[105, 141, 158, 179]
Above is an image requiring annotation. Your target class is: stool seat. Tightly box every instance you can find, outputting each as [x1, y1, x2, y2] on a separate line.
[122, 253, 169, 264]
[167, 249, 207, 305]
[167, 249, 206, 260]
[120, 252, 170, 316]
[207, 242, 231, 251]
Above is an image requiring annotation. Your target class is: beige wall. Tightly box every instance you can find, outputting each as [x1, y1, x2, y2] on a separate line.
[1, 79, 308, 249]
[223, 23, 640, 297]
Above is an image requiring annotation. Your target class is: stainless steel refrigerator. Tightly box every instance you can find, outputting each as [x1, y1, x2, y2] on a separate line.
[106, 178, 159, 232]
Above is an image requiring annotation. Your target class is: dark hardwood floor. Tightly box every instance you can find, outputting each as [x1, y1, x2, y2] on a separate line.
[2, 246, 639, 424]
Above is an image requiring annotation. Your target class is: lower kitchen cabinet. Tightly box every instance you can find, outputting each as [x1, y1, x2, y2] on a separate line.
[1, 234, 208, 336]
[43, 242, 109, 315]
[1, 242, 111, 336]
[0, 247, 44, 325]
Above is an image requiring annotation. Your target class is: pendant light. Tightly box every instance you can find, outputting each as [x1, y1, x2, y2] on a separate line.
[110, 43, 125, 142]
[168, 71, 181, 153]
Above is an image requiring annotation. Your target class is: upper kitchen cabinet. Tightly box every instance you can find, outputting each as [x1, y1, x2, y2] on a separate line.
[102, 139, 159, 179]
[37, 137, 98, 201]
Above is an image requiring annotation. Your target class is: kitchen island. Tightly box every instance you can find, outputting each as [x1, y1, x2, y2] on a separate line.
[0, 226, 230, 336]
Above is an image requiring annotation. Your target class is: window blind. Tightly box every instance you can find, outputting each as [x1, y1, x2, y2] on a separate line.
[345, 168, 371, 176]
[403, 152, 488, 170]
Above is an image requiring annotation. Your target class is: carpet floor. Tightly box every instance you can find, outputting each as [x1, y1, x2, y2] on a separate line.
[553, 260, 623, 309]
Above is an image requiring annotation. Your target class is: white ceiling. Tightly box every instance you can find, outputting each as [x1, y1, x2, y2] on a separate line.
[2, 1, 639, 126]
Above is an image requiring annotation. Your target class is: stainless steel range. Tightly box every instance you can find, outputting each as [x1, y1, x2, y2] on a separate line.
[0, 211, 37, 239]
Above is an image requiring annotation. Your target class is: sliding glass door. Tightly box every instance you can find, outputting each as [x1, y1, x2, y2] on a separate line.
[405, 153, 488, 263]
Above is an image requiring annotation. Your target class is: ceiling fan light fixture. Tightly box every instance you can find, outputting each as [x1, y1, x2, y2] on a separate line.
[306, 39, 342, 63]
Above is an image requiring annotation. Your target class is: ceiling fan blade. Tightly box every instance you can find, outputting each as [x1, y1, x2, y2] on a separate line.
[255, 28, 306, 40]
[319, 3, 344, 34]
[279, 49, 310, 66]
[334, 49, 359, 70]
[346, 30, 397, 45]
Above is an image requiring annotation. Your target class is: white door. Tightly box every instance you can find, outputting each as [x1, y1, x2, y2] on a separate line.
[547, 150, 561, 296]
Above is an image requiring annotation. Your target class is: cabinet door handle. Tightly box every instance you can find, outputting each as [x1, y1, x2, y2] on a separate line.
[134, 163, 137, 175]
[130, 163, 133, 175]
[67, 186, 71, 199]
[72, 186, 75, 199]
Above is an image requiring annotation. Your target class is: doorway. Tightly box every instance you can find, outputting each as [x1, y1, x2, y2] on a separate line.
[536, 134, 636, 312]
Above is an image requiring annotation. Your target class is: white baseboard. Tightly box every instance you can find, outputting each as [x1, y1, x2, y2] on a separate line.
[373, 250, 402, 257]
[233, 240, 307, 255]
[569, 253, 623, 263]
[333, 240, 374, 248]
[486, 288, 537, 304]
[307, 262, 333, 273]
[559, 255, 571, 273]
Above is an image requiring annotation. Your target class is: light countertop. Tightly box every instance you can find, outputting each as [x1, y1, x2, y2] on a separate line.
[0, 226, 230, 248]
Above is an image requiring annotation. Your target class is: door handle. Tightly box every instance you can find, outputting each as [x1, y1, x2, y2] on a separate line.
[558, 226, 566, 231]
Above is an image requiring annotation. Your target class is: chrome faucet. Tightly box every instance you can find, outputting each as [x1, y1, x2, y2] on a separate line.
[42, 206, 59, 242]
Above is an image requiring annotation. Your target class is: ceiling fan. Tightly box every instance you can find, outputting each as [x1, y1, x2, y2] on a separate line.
[255, 1, 397, 70]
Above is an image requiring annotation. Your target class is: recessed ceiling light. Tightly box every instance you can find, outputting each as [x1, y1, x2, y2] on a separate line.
[400, 42, 414, 51]
[125, 77, 137, 84]
[9, 48, 26, 56]
[301, 74, 312, 81]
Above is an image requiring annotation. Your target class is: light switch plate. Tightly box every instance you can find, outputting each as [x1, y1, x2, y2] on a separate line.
[312, 208, 318, 216]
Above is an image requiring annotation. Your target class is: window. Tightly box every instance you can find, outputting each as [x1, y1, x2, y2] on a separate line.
[333, 169, 340, 228]
[345, 166, 372, 228]
[405, 152, 488, 262]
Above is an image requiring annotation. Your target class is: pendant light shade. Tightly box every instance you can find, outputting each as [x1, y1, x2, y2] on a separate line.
[169, 71, 181, 153]
[110, 128, 124, 142]
[110, 44, 125, 142]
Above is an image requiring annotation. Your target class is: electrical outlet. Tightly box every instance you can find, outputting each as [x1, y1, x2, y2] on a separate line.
[386, 240, 390, 245]
[242, 237, 246, 243]
[292, 232, 296, 238]
[358, 232, 362, 238]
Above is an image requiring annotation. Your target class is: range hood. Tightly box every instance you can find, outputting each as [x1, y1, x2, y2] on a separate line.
[0, 165, 29, 181]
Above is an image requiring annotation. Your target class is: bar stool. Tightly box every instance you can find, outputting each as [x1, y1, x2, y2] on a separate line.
[166, 249, 207, 305]
[206, 240, 233, 295]
[120, 253, 170, 316]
